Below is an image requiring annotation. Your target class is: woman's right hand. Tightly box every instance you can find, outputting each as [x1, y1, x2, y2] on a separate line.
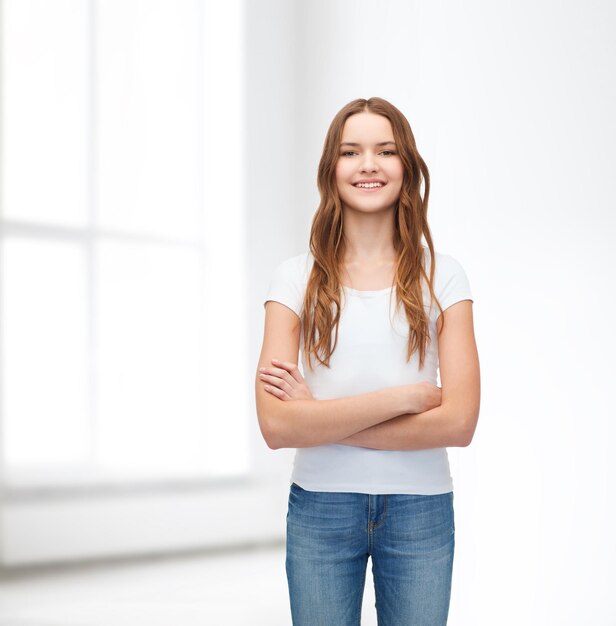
[403, 381, 442, 414]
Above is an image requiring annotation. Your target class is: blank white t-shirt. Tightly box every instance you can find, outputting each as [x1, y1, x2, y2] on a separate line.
[263, 245, 473, 495]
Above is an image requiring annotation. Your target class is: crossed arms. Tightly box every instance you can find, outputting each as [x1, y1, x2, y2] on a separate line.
[255, 299, 480, 452]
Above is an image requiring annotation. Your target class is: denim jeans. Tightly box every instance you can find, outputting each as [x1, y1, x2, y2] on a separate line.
[285, 482, 455, 625]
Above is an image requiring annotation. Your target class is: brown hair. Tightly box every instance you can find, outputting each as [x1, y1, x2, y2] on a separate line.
[301, 97, 444, 372]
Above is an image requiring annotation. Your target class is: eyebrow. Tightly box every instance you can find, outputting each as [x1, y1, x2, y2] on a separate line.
[340, 141, 397, 147]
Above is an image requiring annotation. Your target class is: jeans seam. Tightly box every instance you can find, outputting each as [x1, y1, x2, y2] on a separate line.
[372, 495, 387, 530]
[367, 495, 372, 554]
[373, 557, 381, 626]
[358, 560, 367, 626]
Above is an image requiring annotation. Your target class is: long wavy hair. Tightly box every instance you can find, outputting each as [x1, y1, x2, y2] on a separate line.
[301, 97, 445, 372]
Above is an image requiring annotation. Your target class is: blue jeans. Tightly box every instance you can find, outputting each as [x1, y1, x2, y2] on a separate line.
[285, 482, 455, 625]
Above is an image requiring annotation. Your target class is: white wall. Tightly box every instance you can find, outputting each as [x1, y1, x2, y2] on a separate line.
[254, 0, 616, 624]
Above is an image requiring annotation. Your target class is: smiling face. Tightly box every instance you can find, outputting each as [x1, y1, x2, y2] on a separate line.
[335, 111, 404, 215]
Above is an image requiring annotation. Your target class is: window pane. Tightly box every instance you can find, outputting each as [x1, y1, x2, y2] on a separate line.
[2, 0, 88, 227]
[96, 240, 209, 476]
[1, 238, 90, 467]
[97, 0, 201, 239]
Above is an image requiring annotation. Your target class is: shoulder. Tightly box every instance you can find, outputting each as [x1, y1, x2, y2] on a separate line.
[264, 251, 313, 317]
[421, 245, 473, 313]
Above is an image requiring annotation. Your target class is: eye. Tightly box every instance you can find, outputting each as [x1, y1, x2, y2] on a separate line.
[339, 150, 397, 157]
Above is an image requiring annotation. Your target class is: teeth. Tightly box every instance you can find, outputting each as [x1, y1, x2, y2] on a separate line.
[355, 182, 383, 188]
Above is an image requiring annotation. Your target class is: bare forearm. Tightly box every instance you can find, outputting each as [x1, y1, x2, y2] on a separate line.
[268, 387, 408, 449]
[335, 403, 469, 451]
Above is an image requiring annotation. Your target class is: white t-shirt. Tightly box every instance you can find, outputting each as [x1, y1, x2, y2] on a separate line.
[263, 245, 473, 495]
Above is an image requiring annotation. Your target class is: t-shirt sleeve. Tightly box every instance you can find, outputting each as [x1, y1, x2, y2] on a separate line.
[437, 253, 474, 313]
[263, 257, 304, 318]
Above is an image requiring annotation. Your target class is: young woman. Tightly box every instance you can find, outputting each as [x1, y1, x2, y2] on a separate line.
[255, 97, 480, 625]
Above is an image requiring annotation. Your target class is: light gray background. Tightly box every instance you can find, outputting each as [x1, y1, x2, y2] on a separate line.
[248, 1, 616, 624]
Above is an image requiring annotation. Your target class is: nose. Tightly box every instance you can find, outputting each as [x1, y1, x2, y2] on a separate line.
[360, 151, 378, 173]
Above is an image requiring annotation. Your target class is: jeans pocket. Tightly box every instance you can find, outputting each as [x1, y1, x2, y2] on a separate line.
[289, 482, 306, 510]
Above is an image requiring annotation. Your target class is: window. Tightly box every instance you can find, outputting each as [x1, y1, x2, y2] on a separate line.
[0, 0, 249, 489]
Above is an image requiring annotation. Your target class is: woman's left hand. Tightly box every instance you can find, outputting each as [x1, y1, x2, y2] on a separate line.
[259, 359, 315, 401]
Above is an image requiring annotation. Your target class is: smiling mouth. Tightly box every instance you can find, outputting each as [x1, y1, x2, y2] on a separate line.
[353, 183, 386, 192]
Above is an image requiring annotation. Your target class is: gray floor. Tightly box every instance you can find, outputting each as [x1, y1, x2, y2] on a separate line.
[0, 542, 378, 625]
